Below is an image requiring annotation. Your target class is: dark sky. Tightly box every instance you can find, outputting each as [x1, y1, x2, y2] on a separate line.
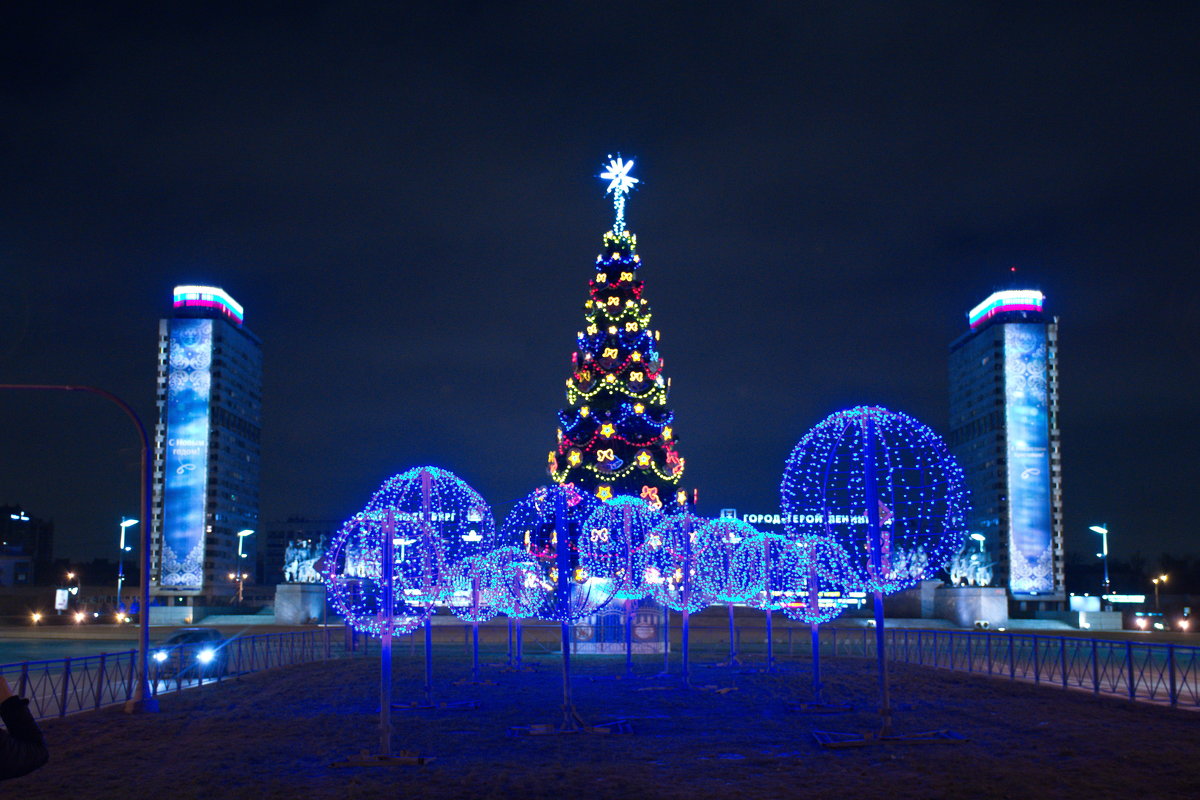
[1, 3, 1197, 570]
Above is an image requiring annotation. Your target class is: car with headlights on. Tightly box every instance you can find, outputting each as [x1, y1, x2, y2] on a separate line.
[151, 627, 228, 679]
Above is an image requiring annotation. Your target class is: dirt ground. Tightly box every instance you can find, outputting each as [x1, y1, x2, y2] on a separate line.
[11, 646, 1200, 800]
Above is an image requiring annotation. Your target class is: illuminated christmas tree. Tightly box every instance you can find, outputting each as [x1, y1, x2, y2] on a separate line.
[548, 156, 688, 510]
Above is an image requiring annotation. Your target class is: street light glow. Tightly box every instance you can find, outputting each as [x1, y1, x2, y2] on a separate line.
[1089, 524, 1112, 600]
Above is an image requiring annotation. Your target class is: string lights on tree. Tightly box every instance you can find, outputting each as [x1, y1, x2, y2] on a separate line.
[323, 512, 431, 637]
[644, 511, 711, 682]
[323, 466, 495, 711]
[778, 534, 858, 711]
[694, 516, 764, 666]
[743, 531, 807, 672]
[446, 553, 505, 682]
[548, 156, 689, 508]
[579, 494, 663, 676]
[501, 483, 611, 732]
[320, 465, 494, 754]
[779, 406, 968, 596]
[487, 545, 547, 671]
[779, 406, 968, 741]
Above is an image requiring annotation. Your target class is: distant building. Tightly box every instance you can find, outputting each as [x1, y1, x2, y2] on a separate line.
[150, 286, 262, 604]
[949, 289, 1065, 611]
[0, 505, 54, 584]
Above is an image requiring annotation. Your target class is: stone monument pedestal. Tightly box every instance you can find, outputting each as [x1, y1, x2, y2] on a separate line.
[934, 585, 1009, 628]
[883, 579, 942, 619]
[275, 583, 326, 625]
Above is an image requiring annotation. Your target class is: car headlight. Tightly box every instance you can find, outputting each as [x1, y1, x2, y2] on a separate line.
[197, 648, 215, 664]
[154, 650, 168, 662]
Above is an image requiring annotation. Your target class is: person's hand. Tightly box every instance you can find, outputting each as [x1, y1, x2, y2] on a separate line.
[0, 675, 13, 702]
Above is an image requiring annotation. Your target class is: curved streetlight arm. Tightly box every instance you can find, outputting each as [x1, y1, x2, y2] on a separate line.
[0, 384, 158, 713]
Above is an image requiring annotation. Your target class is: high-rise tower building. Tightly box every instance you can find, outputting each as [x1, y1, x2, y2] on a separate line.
[151, 285, 262, 604]
[950, 291, 1065, 609]
[948, 289, 1064, 610]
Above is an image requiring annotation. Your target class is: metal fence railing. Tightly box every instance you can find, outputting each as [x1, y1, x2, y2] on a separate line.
[873, 628, 1199, 708]
[5, 622, 1195, 719]
[716, 624, 1200, 709]
[0, 628, 348, 721]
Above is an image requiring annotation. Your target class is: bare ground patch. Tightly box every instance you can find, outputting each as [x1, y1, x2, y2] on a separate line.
[12, 649, 1200, 799]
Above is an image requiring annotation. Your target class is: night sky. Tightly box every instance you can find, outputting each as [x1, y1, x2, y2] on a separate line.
[2, 3, 1197, 570]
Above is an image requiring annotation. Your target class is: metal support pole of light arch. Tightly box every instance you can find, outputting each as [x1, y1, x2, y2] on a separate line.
[661, 604, 670, 675]
[0, 384, 158, 714]
[553, 489, 581, 730]
[762, 534, 774, 672]
[515, 618, 523, 669]
[681, 513, 693, 686]
[808, 568, 824, 702]
[864, 416, 893, 737]
[471, 572, 481, 682]
[623, 504, 634, 678]
[380, 510, 396, 756]
[507, 618, 514, 668]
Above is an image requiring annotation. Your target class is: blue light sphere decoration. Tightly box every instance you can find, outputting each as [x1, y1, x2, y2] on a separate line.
[579, 495, 663, 600]
[445, 554, 504, 624]
[780, 405, 969, 595]
[324, 514, 430, 636]
[363, 465, 496, 565]
[693, 517, 765, 603]
[499, 484, 611, 623]
[744, 532, 806, 612]
[487, 546, 548, 619]
[778, 535, 858, 625]
[323, 466, 496, 636]
[643, 512, 712, 614]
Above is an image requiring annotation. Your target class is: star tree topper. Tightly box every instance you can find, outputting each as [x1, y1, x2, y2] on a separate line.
[599, 155, 638, 234]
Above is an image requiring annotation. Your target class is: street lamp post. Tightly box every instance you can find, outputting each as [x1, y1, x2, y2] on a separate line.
[63, 571, 80, 614]
[235, 529, 253, 604]
[117, 518, 138, 614]
[0, 383, 157, 712]
[1152, 574, 1168, 610]
[1089, 525, 1111, 599]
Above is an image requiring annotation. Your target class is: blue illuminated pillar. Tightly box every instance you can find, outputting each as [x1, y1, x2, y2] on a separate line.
[554, 490, 578, 728]
[421, 470, 434, 707]
[623, 503, 634, 678]
[380, 510, 395, 756]
[681, 515, 693, 686]
[809, 568, 823, 702]
[865, 417, 893, 737]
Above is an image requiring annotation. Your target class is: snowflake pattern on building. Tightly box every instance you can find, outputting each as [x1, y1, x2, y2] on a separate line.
[160, 538, 205, 587]
[1004, 326, 1047, 401]
[1009, 544, 1054, 594]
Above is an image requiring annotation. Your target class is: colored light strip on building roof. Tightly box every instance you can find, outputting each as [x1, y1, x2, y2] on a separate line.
[967, 289, 1044, 329]
[173, 285, 244, 325]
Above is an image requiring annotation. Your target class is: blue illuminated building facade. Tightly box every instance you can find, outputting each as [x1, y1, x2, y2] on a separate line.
[151, 286, 262, 603]
[949, 289, 1065, 611]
